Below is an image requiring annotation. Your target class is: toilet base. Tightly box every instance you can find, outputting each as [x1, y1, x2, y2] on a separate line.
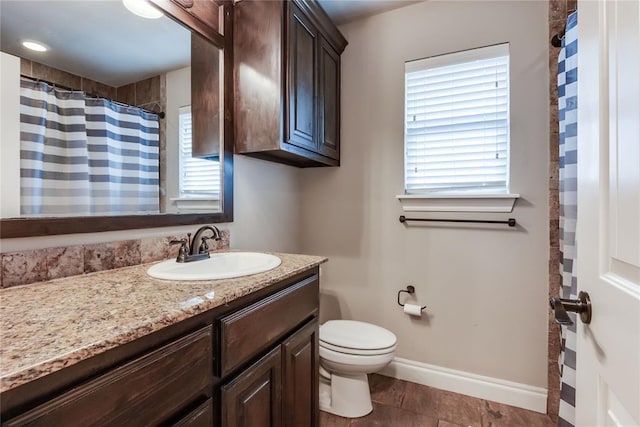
[319, 372, 373, 418]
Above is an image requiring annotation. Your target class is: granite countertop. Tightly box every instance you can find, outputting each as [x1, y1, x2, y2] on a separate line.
[0, 252, 326, 393]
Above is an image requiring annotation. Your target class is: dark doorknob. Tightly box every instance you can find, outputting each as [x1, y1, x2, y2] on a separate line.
[549, 291, 592, 325]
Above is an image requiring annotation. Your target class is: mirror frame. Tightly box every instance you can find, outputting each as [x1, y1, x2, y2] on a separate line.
[0, 0, 234, 239]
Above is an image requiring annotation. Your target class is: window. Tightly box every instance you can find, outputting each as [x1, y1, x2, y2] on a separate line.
[178, 106, 220, 199]
[404, 43, 510, 195]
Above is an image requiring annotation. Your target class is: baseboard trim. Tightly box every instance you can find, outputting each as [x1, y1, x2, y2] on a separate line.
[379, 357, 548, 414]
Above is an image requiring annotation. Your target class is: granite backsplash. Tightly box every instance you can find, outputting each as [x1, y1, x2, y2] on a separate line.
[0, 229, 230, 289]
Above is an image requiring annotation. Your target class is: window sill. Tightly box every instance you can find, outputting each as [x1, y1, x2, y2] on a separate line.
[170, 197, 220, 212]
[396, 193, 520, 213]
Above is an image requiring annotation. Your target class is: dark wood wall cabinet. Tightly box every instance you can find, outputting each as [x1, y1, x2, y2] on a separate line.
[234, 0, 347, 167]
[1, 270, 320, 427]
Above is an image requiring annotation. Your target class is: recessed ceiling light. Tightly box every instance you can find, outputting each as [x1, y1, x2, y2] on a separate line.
[22, 40, 49, 52]
[122, 0, 164, 19]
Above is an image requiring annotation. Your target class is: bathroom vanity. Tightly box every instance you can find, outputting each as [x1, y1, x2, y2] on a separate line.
[0, 253, 325, 426]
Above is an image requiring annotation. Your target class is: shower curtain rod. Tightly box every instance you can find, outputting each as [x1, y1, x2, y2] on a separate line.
[20, 75, 165, 119]
[551, 7, 578, 47]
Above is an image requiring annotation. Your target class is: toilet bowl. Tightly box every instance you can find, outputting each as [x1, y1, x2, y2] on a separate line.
[319, 320, 397, 418]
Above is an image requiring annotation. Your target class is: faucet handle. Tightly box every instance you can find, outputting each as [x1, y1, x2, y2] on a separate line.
[198, 236, 212, 254]
[169, 238, 189, 263]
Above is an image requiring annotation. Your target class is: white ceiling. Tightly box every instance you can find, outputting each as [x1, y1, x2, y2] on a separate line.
[0, 1, 191, 87]
[0, 0, 421, 87]
[317, 0, 423, 25]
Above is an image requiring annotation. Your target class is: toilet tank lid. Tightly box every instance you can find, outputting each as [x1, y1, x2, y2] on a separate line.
[320, 320, 397, 350]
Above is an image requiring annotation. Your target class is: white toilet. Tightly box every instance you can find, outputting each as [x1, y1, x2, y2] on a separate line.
[318, 320, 397, 418]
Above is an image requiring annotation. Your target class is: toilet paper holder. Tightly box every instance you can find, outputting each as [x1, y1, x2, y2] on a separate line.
[397, 286, 426, 311]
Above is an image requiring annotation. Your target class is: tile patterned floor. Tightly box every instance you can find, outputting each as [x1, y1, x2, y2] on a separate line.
[320, 374, 554, 427]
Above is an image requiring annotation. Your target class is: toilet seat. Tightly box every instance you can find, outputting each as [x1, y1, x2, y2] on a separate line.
[319, 340, 396, 356]
[320, 320, 397, 355]
[319, 345, 395, 368]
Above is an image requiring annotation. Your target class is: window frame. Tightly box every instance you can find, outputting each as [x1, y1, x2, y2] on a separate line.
[399, 44, 519, 212]
[176, 105, 221, 201]
[404, 43, 512, 195]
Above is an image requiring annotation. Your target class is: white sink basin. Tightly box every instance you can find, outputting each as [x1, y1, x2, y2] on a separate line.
[147, 252, 282, 281]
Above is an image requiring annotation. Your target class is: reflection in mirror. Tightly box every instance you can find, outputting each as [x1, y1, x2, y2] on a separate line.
[0, 0, 223, 220]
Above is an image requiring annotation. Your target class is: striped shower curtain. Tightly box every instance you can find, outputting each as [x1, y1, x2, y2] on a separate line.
[85, 98, 160, 214]
[20, 79, 91, 216]
[557, 10, 578, 427]
[20, 79, 160, 216]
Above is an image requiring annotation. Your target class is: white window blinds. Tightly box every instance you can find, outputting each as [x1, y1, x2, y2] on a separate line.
[178, 106, 220, 198]
[404, 43, 510, 193]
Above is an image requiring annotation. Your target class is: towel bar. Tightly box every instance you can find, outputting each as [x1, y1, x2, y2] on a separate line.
[399, 215, 516, 227]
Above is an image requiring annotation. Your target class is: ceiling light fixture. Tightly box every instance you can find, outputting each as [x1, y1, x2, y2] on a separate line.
[122, 0, 163, 19]
[22, 40, 49, 52]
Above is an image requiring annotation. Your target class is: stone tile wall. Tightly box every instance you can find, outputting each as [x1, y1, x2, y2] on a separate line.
[21, 59, 117, 99]
[0, 229, 230, 289]
[547, 0, 576, 421]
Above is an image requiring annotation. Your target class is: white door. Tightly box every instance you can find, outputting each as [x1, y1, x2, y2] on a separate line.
[576, 0, 640, 426]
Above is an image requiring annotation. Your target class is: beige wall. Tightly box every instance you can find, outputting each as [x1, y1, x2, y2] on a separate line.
[228, 155, 301, 253]
[0, 155, 302, 254]
[0, 52, 21, 218]
[300, 0, 549, 388]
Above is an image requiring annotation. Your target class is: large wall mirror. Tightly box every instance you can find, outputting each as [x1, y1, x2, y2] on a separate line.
[0, 0, 233, 238]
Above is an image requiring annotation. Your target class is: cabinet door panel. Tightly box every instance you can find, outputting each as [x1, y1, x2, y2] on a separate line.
[221, 347, 282, 427]
[318, 38, 340, 160]
[286, 2, 317, 152]
[282, 318, 319, 427]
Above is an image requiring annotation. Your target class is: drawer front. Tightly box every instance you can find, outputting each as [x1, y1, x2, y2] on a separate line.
[172, 398, 214, 427]
[5, 326, 213, 427]
[218, 274, 319, 377]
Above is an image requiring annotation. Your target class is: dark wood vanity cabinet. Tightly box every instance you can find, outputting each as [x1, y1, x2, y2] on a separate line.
[1, 270, 320, 427]
[234, 0, 347, 167]
[220, 318, 319, 427]
[218, 274, 319, 427]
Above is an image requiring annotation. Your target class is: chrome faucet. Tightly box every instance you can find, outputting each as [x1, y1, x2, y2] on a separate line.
[169, 225, 222, 263]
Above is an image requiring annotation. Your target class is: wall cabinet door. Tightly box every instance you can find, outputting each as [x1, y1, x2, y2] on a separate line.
[221, 347, 283, 427]
[282, 318, 319, 427]
[318, 37, 340, 161]
[286, 2, 318, 153]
